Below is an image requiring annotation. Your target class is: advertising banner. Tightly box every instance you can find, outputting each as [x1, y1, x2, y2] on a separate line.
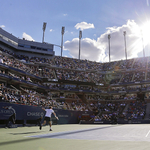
[0, 102, 93, 124]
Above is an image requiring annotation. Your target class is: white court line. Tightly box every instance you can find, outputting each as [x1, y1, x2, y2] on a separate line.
[145, 130, 150, 137]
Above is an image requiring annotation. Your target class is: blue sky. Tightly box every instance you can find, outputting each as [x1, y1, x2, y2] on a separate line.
[0, 0, 150, 62]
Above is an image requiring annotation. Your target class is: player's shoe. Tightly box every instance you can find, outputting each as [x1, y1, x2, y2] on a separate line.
[39, 124, 42, 130]
[49, 129, 52, 131]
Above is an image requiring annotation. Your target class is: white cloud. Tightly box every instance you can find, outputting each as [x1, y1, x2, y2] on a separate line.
[50, 29, 53, 32]
[64, 20, 143, 62]
[64, 38, 104, 62]
[22, 32, 34, 41]
[0, 25, 5, 28]
[97, 20, 142, 61]
[75, 22, 95, 31]
[63, 14, 68, 16]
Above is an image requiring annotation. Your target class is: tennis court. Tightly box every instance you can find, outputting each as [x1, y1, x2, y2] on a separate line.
[1, 124, 150, 150]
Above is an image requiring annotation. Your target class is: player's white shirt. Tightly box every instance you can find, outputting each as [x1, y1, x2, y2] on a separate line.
[45, 109, 54, 117]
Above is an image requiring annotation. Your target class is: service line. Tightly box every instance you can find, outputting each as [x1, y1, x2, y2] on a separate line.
[145, 130, 150, 137]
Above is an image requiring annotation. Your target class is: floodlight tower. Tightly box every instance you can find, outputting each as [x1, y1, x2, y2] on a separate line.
[108, 34, 111, 62]
[79, 30, 82, 60]
[42, 22, 47, 43]
[61, 26, 65, 57]
[123, 31, 127, 60]
[141, 30, 145, 57]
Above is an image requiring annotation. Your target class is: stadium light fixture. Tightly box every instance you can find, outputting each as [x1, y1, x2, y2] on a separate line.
[42, 22, 47, 43]
[79, 30, 82, 60]
[61, 26, 65, 57]
[123, 31, 127, 60]
[108, 34, 111, 62]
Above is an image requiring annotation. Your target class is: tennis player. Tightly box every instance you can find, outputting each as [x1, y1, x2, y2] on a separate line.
[40, 106, 58, 131]
[3, 106, 16, 128]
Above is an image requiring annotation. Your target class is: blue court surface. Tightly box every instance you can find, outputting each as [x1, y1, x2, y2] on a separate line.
[1, 124, 150, 150]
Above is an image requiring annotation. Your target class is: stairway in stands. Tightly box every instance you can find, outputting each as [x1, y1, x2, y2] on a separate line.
[76, 93, 87, 103]
[144, 103, 150, 119]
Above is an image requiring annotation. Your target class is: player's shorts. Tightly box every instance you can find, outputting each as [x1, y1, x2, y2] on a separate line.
[44, 117, 52, 122]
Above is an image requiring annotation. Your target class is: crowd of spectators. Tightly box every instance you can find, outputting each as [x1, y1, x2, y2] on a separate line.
[133, 72, 146, 82]
[120, 72, 134, 83]
[90, 100, 146, 122]
[132, 58, 147, 70]
[124, 101, 146, 120]
[2, 47, 150, 85]
[117, 59, 134, 70]
[0, 83, 42, 106]
[1, 47, 150, 122]
[85, 94, 102, 101]
[89, 101, 126, 122]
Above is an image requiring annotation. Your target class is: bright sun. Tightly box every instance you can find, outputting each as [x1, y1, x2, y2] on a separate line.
[140, 21, 150, 45]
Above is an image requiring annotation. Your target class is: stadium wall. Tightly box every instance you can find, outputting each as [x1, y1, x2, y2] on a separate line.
[0, 102, 93, 127]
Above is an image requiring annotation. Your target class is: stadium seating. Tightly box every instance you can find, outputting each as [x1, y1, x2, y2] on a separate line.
[0, 42, 150, 123]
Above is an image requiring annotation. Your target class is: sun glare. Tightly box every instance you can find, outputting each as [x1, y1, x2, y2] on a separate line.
[140, 21, 150, 45]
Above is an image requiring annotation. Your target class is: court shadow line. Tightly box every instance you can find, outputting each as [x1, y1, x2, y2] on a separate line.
[0, 125, 122, 146]
[9, 131, 44, 135]
[31, 125, 122, 138]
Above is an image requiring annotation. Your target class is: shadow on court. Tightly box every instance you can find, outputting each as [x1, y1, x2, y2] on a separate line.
[0, 125, 118, 146]
[9, 131, 44, 135]
[32, 125, 120, 138]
